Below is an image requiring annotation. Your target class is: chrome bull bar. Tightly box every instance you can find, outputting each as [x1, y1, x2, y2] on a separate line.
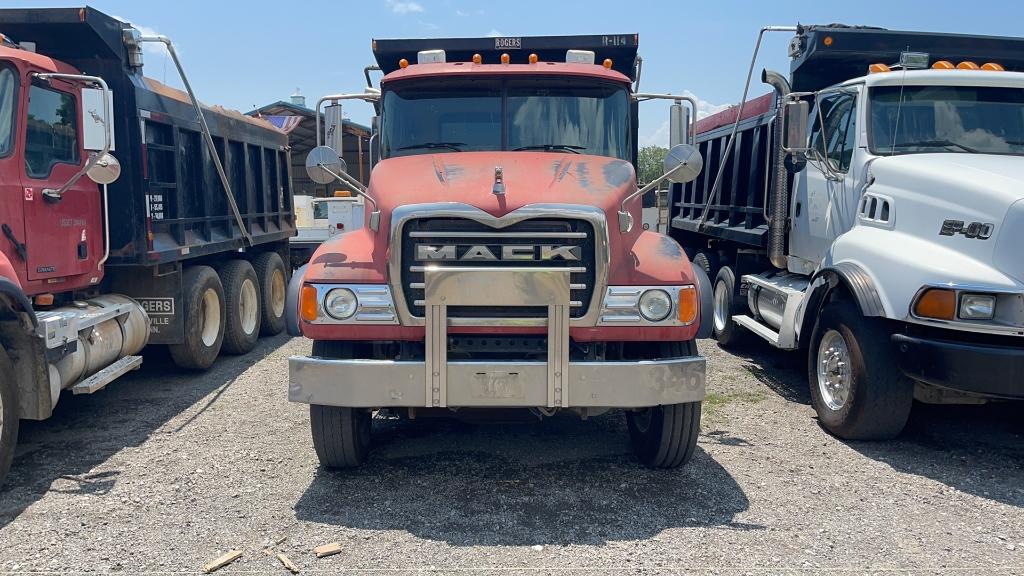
[424, 266, 571, 408]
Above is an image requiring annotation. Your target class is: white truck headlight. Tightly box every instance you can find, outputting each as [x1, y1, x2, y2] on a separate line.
[638, 289, 672, 322]
[324, 288, 358, 319]
[959, 294, 996, 320]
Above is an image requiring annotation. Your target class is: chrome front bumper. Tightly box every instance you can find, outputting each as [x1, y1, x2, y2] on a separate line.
[289, 266, 705, 408]
[288, 355, 705, 408]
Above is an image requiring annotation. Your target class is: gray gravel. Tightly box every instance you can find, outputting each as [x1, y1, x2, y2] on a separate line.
[1, 335, 1021, 574]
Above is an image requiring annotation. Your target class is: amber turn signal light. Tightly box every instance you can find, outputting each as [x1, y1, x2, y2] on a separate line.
[300, 285, 319, 322]
[914, 288, 955, 320]
[678, 286, 698, 325]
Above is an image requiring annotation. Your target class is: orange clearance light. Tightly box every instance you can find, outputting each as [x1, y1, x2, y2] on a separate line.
[372, 40, 378, 51]
[528, 53, 538, 64]
[472, 53, 482, 64]
[932, 60, 955, 70]
[982, 62, 1005, 71]
[333, 190, 352, 197]
[500, 53, 510, 64]
[957, 61, 979, 70]
[823, 35, 833, 47]
[868, 63, 891, 74]
[914, 288, 956, 320]
[398, 58, 409, 69]
[603, 58, 613, 69]
[35, 293, 55, 306]
[678, 286, 698, 325]
[300, 285, 319, 322]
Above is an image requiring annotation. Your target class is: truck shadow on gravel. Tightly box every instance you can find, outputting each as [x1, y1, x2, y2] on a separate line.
[849, 401, 1024, 508]
[0, 334, 294, 528]
[294, 413, 759, 546]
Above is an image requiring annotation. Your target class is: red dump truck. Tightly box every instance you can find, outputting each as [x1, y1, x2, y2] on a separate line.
[0, 7, 294, 486]
[286, 34, 714, 468]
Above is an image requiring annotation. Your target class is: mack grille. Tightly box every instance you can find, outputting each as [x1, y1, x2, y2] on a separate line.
[400, 218, 597, 319]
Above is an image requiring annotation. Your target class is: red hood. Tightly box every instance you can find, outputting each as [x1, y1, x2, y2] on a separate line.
[368, 151, 637, 218]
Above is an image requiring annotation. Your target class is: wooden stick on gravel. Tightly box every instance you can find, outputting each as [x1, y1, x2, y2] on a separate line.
[277, 553, 300, 573]
[202, 550, 242, 573]
[313, 542, 343, 558]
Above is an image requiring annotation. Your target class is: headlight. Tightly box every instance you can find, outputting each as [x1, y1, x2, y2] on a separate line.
[324, 288, 357, 319]
[638, 289, 672, 322]
[959, 294, 996, 320]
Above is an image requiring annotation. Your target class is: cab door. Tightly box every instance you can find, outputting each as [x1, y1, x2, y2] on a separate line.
[0, 63, 30, 287]
[788, 88, 862, 273]
[21, 78, 98, 282]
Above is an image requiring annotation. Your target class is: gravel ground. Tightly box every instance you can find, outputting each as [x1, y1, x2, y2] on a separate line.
[0, 335, 1021, 575]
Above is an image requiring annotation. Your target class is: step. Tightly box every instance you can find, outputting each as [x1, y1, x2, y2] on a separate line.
[733, 314, 781, 346]
[71, 355, 143, 395]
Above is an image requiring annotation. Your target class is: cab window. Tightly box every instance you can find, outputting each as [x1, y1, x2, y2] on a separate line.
[0, 67, 15, 158]
[809, 92, 857, 173]
[25, 83, 79, 178]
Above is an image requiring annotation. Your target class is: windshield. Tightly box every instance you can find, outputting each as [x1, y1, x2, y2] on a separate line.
[870, 85, 1024, 156]
[381, 77, 631, 160]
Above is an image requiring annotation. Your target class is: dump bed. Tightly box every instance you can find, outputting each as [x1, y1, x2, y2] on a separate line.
[372, 34, 640, 79]
[0, 7, 294, 266]
[671, 93, 778, 248]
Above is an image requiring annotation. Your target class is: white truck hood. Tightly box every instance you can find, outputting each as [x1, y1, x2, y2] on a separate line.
[868, 153, 1024, 285]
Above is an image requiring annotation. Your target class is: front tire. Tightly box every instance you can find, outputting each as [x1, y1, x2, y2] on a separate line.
[308, 341, 372, 468]
[0, 345, 19, 487]
[626, 341, 701, 469]
[169, 266, 225, 370]
[807, 299, 913, 440]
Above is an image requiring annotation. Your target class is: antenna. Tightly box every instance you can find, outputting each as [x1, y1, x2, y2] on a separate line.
[889, 45, 911, 155]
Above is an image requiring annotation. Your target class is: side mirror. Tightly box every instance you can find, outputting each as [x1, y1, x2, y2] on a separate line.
[663, 144, 703, 184]
[86, 153, 121, 185]
[305, 145, 346, 185]
[669, 102, 691, 146]
[783, 100, 809, 152]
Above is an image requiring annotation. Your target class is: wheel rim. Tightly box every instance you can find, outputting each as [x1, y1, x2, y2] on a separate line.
[270, 269, 286, 318]
[200, 288, 221, 347]
[240, 278, 259, 335]
[713, 280, 730, 333]
[817, 329, 852, 411]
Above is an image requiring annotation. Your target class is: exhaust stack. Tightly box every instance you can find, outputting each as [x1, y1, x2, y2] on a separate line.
[762, 68, 791, 270]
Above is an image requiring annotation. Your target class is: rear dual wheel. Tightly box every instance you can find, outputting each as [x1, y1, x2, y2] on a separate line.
[217, 260, 261, 355]
[169, 266, 226, 370]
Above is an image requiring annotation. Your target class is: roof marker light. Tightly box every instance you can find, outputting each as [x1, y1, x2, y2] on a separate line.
[823, 36, 833, 46]
[500, 53, 510, 64]
[932, 60, 955, 70]
[868, 63, 891, 74]
[957, 61, 980, 70]
[603, 58, 613, 69]
[472, 53, 482, 64]
[398, 58, 409, 69]
[528, 53, 538, 64]
[982, 62, 1005, 71]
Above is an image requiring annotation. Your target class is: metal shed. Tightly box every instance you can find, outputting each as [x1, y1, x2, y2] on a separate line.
[249, 99, 371, 197]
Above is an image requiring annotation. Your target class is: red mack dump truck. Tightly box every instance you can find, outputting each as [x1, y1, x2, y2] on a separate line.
[0, 7, 294, 486]
[286, 34, 714, 468]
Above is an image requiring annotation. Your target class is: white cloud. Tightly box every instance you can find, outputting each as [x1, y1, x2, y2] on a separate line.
[639, 91, 729, 147]
[386, 0, 425, 14]
[419, 20, 440, 30]
[455, 9, 469, 16]
[486, 29, 503, 37]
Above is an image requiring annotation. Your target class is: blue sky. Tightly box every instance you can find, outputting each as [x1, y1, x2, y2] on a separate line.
[6, 0, 1024, 146]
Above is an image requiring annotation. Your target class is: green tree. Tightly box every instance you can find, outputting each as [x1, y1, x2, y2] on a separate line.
[637, 145, 669, 187]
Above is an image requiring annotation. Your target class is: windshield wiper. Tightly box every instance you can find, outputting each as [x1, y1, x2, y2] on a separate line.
[892, 139, 979, 153]
[513, 144, 586, 154]
[397, 142, 465, 152]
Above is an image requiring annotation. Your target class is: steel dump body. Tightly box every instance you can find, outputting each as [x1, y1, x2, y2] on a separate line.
[0, 7, 293, 267]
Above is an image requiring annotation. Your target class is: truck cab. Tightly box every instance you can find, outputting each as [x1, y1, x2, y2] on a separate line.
[288, 35, 713, 468]
[675, 24, 1024, 441]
